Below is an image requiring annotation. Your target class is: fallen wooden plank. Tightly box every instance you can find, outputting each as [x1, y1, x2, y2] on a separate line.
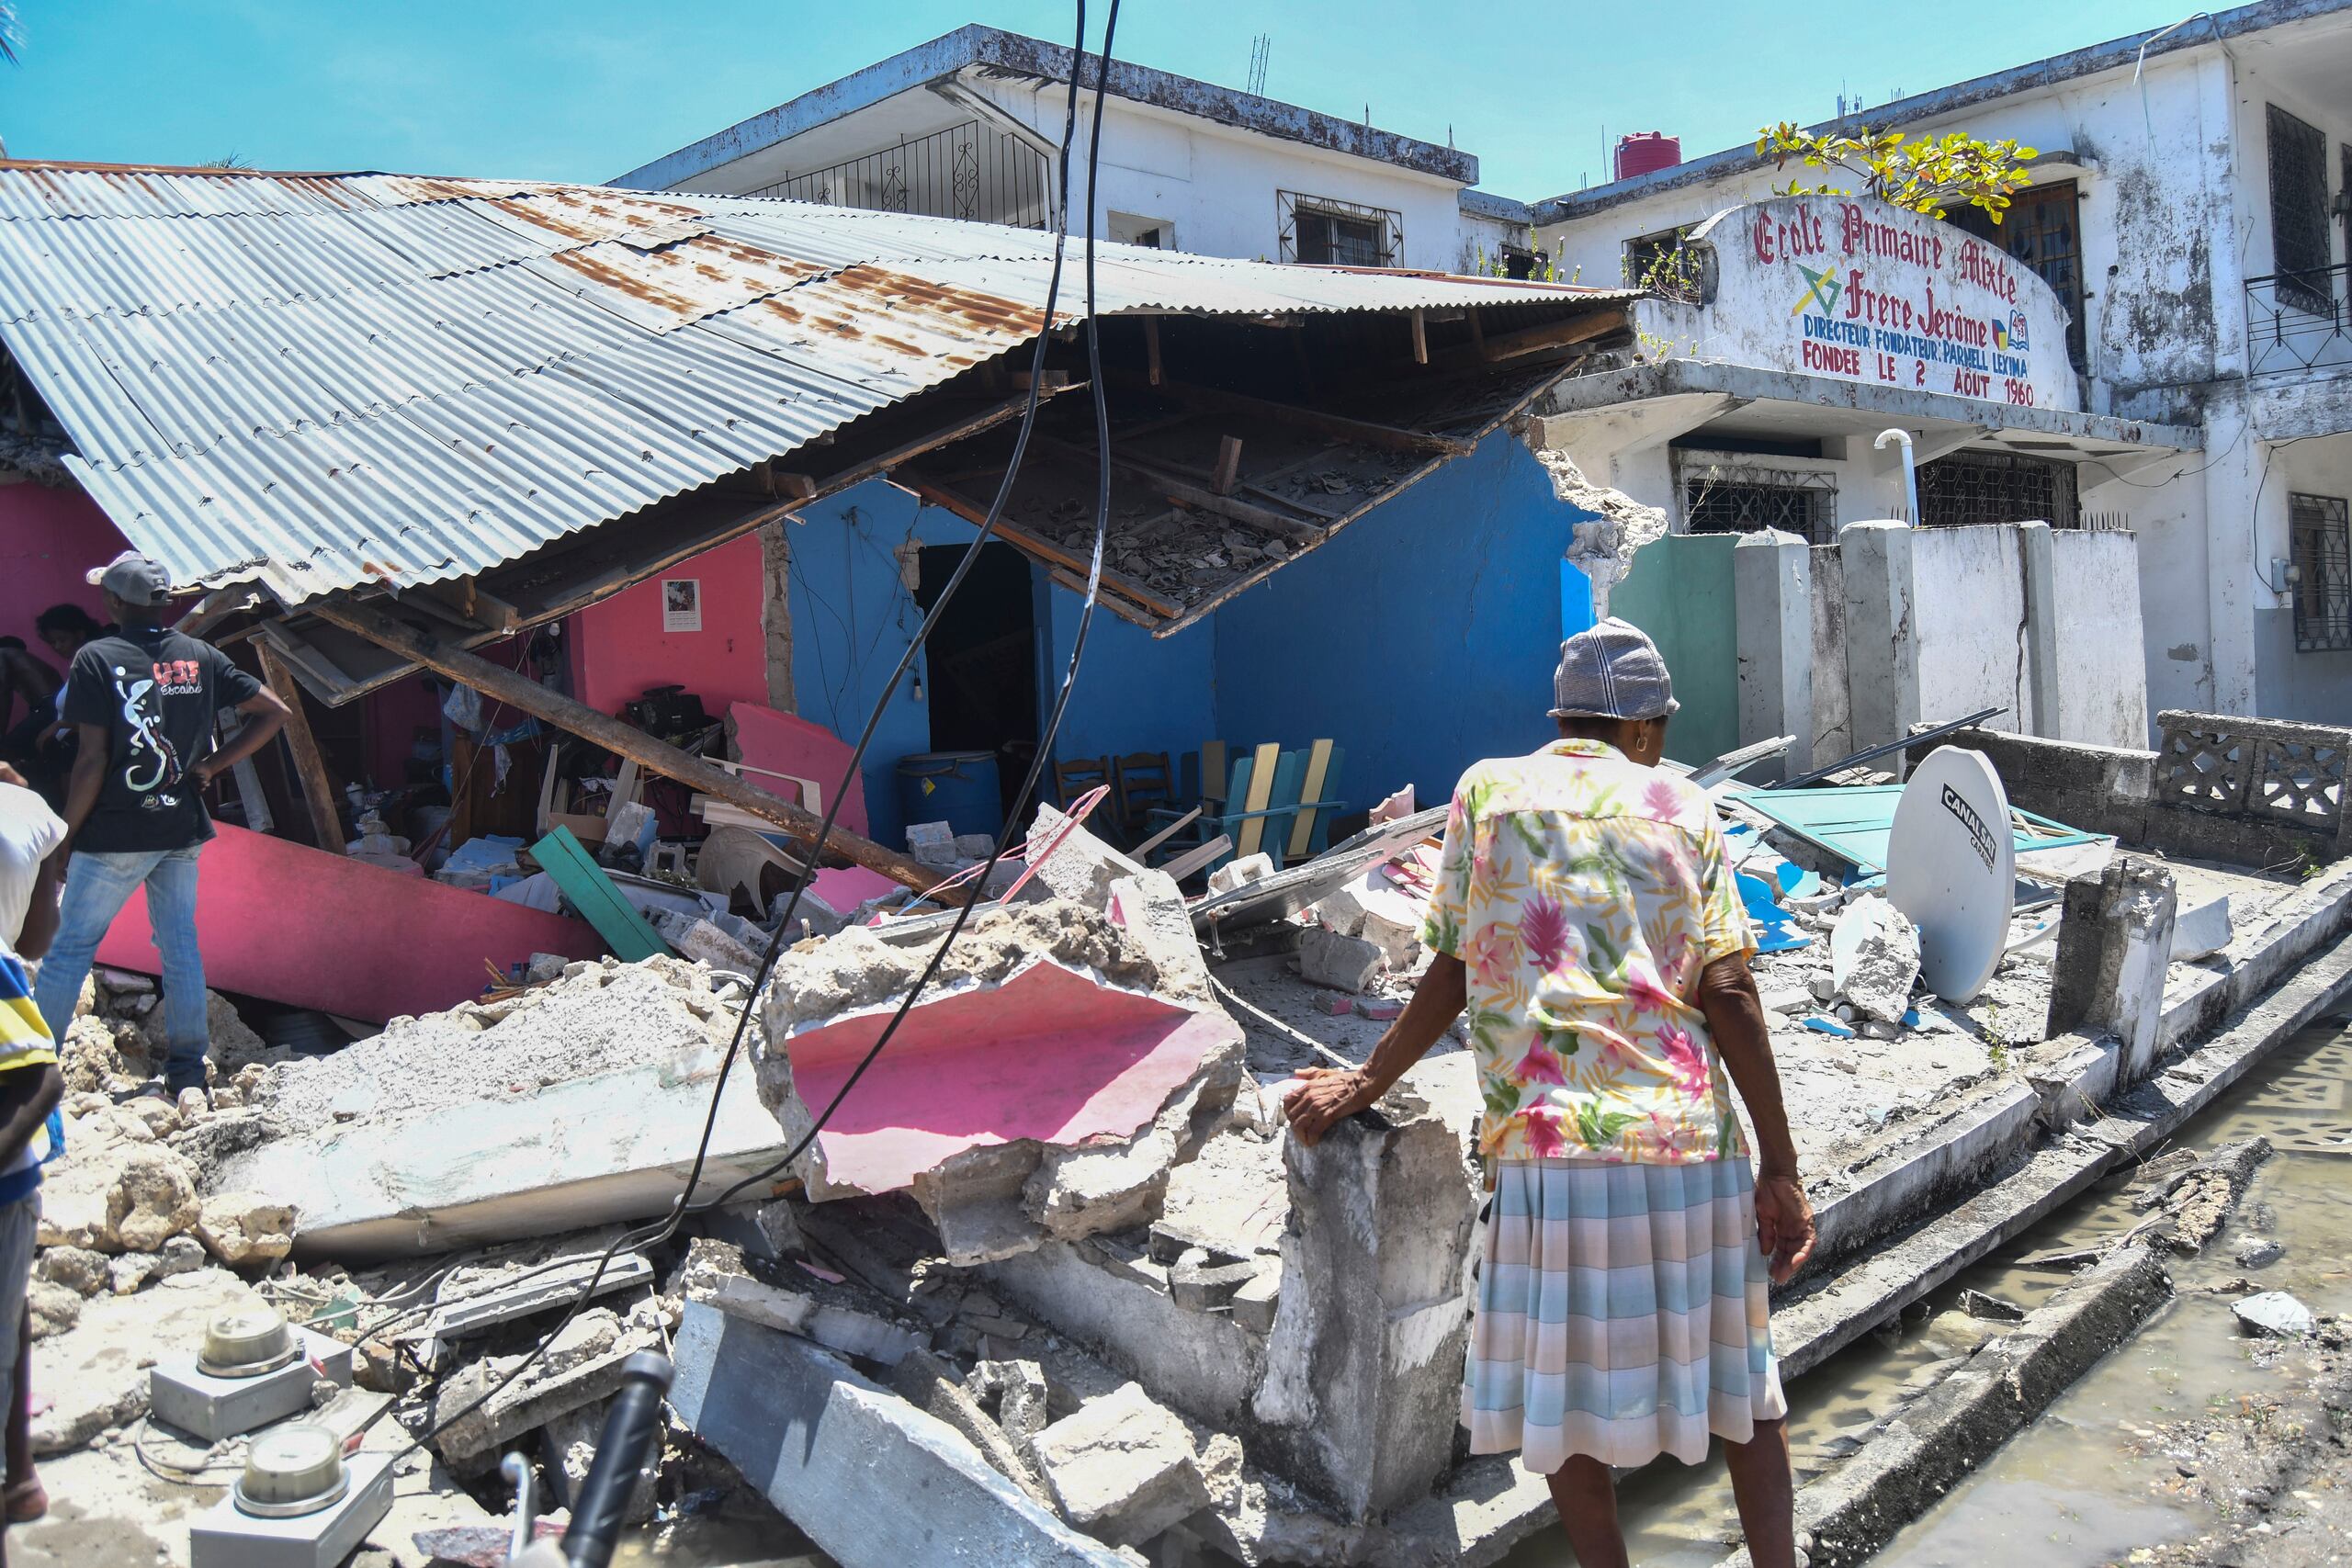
[1159, 834, 1233, 882]
[309, 597, 947, 895]
[533, 826, 672, 963]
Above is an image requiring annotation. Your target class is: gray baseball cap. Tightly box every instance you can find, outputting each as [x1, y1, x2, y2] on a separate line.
[1550, 617, 1679, 721]
[85, 550, 172, 607]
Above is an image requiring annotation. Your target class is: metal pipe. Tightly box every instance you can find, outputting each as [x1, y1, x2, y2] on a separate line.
[1873, 427, 1919, 525]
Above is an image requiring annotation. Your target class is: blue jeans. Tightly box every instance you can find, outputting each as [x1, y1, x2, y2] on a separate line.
[33, 845, 209, 1090]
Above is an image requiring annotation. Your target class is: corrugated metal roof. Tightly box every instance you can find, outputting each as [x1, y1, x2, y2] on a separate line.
[0, 162, 1634, 607]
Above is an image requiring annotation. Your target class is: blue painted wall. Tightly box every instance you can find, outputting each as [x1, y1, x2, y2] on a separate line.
[1212, 436, 1598, 816]
[785, 436, 1600, 848]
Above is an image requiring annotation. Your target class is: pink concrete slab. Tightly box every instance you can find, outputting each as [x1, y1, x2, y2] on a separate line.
[96, 824, 606, 1022]
[729, 702, 869, 836]
[784, 960, 1237, 1192]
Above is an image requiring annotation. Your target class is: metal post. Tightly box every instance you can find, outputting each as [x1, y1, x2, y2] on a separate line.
[1874, 427, 1918, 525]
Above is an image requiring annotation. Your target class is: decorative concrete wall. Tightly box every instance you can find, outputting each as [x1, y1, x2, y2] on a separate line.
[1611, 532, 1741, 766]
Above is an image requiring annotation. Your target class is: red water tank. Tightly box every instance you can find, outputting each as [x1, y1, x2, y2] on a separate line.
[1615, 131, 1682, 181]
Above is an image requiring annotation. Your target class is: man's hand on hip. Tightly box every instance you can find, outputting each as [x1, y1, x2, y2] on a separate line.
[1283, 1066, 1377, 1146]
[1754, 1169, 1815, 1283]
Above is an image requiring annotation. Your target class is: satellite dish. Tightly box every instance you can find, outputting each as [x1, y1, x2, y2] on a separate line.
[1885, 745, 2015, 1003]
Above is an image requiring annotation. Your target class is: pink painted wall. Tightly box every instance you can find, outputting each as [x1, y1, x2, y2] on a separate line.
[0, 479, 128, 648]
[96, 823, 605, 1021]
[571, 533, 770, 719]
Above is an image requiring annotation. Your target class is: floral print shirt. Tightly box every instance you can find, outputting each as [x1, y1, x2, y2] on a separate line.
[1419, 739, 1755, 1165]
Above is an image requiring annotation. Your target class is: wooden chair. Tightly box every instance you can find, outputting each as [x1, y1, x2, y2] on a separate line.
[1146, 743, 1306, 875]
[1055, 755, 1110, 809]
[1113, 751, 1173, 838]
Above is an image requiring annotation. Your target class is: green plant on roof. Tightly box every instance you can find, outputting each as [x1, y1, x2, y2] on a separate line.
[1755, 122, 2037, 223]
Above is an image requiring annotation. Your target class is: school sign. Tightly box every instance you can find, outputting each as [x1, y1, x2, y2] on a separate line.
[1676, 195, 2078, 413]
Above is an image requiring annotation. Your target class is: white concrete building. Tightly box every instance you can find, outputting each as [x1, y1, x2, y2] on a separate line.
[616, 25, 1536, 277]
[1528, 0, 2352, 728]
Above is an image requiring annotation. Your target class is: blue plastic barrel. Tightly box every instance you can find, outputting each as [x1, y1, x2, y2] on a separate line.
[895, 750, 1002, 839]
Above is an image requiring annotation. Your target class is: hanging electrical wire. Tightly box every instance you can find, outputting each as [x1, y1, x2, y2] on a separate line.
[400, 0, 1126, 1460]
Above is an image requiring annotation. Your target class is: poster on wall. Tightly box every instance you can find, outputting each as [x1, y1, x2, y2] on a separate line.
[662, 578, 702, 633]
[1679, 195, 2079, 413]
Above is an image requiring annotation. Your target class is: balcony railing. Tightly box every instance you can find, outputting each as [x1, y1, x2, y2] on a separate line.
[2246, 260, 2352, 375]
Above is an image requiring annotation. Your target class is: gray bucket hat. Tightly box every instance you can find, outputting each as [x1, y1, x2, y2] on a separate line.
[1550, 617, 1679, 721]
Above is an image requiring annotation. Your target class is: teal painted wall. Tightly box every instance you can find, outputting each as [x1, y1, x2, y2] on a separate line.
[1610, 533, 1741, 766]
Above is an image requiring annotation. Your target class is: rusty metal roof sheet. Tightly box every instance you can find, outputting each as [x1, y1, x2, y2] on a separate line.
[0, 162, 1633, 606]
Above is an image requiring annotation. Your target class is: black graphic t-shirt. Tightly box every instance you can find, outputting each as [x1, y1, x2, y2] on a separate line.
[61, 626, 262, 853]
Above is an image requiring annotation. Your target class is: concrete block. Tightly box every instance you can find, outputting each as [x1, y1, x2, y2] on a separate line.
[150, 1327, 355, 1441]
[1253, 1088, 1476, 1522]
[2171, 893, 2233, 962]
[1839, 522, 1921, 767]
[1734, 527, 1815, 781]
[1298, 927, 1382, 994]
[1206, 853, 1274, 896]
[1168, 1255, 1259, 1314]
[1029, 1381, 1213, 1545]
[1357, 998, 1403, 1021]
[2047, 857, 2177, 1081]
[1026, 804, 1147, 910]
[1229, 1269, 1280, 1334]
[907, 820, 956, 856]
[188, 1450, 393, 1568]
[1830, 895, 1919, 1023]
[671, 1302, 1129, 1567]
[1106, 869, 1213, 1010]
[1313, 993, 1353, 1017]
[968, 1358, 1052, 1449]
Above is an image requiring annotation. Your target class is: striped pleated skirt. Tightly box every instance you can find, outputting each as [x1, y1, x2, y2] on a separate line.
[1463, 1155, 1786, 1472]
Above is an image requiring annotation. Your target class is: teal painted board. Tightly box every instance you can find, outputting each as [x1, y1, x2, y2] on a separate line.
[1610, 534, 1741, 768]
[531, 826, 671, 962]
[1731, 784, 2104, 874]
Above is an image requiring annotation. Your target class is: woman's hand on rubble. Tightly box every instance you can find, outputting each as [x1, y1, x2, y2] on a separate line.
[1283, 1066, 1376, 1146]
[1754, 1168, 1815, 1284]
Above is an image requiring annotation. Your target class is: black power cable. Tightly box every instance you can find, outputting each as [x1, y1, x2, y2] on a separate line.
[402, 0, 1125, 1460]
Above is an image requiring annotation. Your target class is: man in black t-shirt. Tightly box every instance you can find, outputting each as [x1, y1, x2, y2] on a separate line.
[30, 554, 288, 1097]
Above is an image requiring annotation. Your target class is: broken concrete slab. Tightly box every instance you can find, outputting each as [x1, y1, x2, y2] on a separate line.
[430, 1330, 658, 1465]
[676, 1239, 925, 1365]
[890, 1347, 1054, 1506]
[1108, 869, 1213, 1010]
[1297, 926, 1382, 994]
[1029, 1380, 1214, 1546]
[216, 962, 794, 1260]
[760, 904, 1242, 1235]
[1027, 804, 1148, 909]
[1829, 895, 1920, 1023]
[671, 1301, 1131, 1567]
[2171, 891, 2233, 961]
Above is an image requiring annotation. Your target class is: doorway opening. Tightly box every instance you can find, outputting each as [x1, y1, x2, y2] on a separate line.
[914, 542, 1039, 819]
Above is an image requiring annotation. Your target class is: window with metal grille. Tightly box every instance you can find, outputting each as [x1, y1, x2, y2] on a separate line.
[2267, 105, 2334, 316]
[2291, 492, 2352, 652]
[1679, 459, 1836, 544]
[1277, 191, 1400, 267]
[745, 120, 1049, 228]
[1623, 227, 1702, 302]
[1949, 180, 2086, 372]
[1916, 450, 2079, 528]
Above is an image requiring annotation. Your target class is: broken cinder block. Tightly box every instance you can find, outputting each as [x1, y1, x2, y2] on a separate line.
[1298, 926, 1382, 995]
[1028, 1381, 1213, 1545]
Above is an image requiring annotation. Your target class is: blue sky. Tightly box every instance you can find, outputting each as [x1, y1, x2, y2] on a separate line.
[2, 2, 2192, 200]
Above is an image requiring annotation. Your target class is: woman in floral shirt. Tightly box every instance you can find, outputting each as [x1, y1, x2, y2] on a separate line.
[1285, 619, 1815, 1568]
